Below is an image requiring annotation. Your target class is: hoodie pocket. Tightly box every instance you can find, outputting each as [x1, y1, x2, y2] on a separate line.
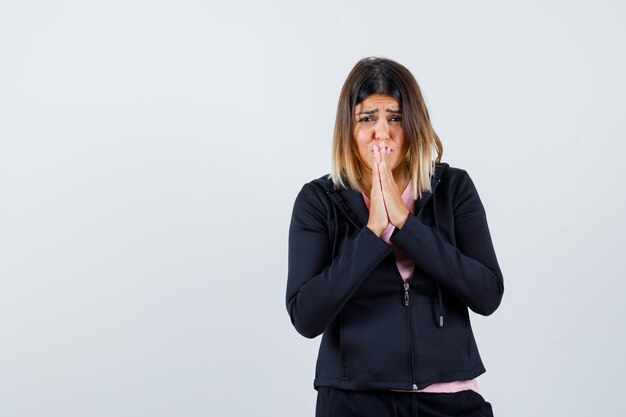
[340, 298, 411, 382]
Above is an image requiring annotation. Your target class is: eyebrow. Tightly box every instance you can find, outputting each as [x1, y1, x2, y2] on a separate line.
[356, 108, 402, 115]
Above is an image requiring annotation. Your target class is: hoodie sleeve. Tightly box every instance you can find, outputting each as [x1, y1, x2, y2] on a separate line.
[389, 170, 504, 316]
[285, 183, 392, 339]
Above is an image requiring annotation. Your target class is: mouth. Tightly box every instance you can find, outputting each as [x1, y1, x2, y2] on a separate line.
[370, 145, 394, 152]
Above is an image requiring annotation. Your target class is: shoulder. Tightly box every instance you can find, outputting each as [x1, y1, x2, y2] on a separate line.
[438, 163, 476, 191]
[439, 163, 469, 181]
[296, 174, 335, 196]
[436, 163, 485, 210]
[309, 173, 341, 192]
[297, 173, 346, 200]
[291, 174, 334, 216]
[438, 164, 487, 214]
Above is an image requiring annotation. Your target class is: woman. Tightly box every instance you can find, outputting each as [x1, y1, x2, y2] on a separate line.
[286, 57, 504, 417]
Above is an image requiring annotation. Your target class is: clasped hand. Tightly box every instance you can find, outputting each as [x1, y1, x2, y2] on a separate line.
[366, 143, 410, 237]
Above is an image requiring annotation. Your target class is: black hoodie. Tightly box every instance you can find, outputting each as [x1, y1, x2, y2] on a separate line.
[286, 162, 504, 391]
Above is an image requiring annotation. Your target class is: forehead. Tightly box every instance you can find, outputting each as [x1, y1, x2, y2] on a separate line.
[355, 94, 401, 111]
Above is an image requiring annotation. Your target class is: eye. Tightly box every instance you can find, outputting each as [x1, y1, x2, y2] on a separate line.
[390, 116, 402, 123]
[358, 117, 374, 123]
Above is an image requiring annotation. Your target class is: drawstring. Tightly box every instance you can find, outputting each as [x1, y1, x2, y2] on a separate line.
[436, 282, 444, 328]
[432, 196, 445, 328]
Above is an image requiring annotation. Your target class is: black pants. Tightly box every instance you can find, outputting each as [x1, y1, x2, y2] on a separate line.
[315, 387, 494, 417]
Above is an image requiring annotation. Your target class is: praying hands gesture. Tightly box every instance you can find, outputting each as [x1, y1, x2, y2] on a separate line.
[366, 143, 410, 237]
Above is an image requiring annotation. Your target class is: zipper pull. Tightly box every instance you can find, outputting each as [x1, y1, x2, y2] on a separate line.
[404, 282, 409, 306]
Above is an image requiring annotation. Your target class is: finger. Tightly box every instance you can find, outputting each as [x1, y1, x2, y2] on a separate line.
[372, 146, 379, 174]
[374, 144, 382, 164]
[383, 144, 392, 172]
[374, 147, 383, 174]
[372, 148, 382, 191]
[379, 146, 393, 186]
[371, 145, 377, 168]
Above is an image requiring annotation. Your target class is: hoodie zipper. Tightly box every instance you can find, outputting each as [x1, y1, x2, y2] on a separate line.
[395, 262, 418, 390]
[404, 282, 410, 307]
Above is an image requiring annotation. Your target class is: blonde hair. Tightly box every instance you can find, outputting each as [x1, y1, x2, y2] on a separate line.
[330, 57, 443, 199]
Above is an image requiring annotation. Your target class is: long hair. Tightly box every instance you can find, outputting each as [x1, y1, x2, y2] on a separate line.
[330, 57, 443, 199]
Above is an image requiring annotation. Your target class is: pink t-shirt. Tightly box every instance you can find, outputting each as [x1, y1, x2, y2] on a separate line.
[362, 181, 479, 394]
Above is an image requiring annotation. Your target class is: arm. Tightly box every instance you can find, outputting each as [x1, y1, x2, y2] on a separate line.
[389, 170, 504, 315]
[285, 183, 392, 339]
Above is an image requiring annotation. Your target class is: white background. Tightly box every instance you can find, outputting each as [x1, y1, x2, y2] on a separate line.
[1, 1, 625, 416]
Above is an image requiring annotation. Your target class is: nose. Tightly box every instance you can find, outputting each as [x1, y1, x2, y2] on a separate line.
[374, 118, 390, 141]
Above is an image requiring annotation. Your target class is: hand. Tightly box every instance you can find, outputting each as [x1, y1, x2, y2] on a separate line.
[378, 144, 410, 229]
[366, 145, 389, 237]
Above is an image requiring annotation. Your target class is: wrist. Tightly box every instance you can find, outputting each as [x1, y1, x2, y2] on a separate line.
[366, 224, 384, 237]
[394, 212, 410, 229]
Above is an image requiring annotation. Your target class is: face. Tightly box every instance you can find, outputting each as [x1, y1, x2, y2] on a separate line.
[353, 94, 406, 175]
